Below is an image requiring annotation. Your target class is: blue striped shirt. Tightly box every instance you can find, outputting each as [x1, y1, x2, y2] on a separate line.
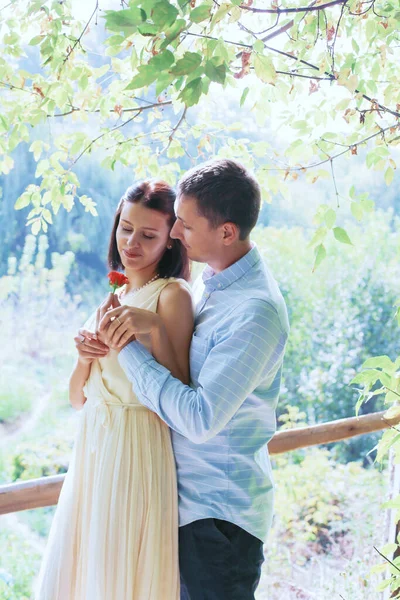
[119, 245, 289, 542]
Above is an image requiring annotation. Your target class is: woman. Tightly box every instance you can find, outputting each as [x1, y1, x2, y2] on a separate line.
[35, 181, 193, 600]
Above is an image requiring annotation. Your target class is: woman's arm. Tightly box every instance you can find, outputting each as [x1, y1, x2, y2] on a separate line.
[152, 283, 194, 385]
[69, 357, 92, 410]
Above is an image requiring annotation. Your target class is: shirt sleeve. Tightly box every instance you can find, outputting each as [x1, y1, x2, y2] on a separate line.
[118, 299, 288, 444]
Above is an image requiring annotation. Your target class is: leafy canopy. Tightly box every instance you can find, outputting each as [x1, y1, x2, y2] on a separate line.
[0, 0, 399, 268]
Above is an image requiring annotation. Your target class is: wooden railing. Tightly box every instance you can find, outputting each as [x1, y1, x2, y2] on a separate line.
[0, 410, 398, 516]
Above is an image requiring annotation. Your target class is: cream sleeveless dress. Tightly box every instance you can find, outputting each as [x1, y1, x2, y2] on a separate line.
[35, 278, 186, 600]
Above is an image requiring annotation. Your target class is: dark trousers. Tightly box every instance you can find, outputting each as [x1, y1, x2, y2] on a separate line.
[179, 518, 265, 600]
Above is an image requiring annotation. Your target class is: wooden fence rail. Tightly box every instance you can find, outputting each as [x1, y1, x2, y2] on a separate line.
[1, 410, 399, 516]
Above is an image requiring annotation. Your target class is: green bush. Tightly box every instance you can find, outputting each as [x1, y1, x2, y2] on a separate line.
[253, 211, 400, 462]
[0, 522, 42, 600]
[9, 435, 72, 482]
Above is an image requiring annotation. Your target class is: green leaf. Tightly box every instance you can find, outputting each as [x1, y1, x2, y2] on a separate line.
[351, 202, 363, 221]
[333, 227, 352, 245]
[103, 8, 145, 34]
[385, 166, 395, 186]
[205, 57, 226, 84]
[42, 208, 53, 224]
[149, 50, 175, 71]
[253, 40, 264, 53]
[324, 208, 336, 229]
[35, 159, 50, 178]
[312, 244, 326, 272]
[106, 34, 125, 46]
[4, 32, 19, 45]
[240, 87, 249, 107]
[125, 65, 158, 89]
[352, 368, 392, 389]
[179, 77, 203, 107]
[362, 356, 395, 372]
[254, 54, 276, 84]
[29, 140, 43, 161]
[212, 2, 230, 24]
[29, 35, 44, 46]
[31, 219, 41, 235]
[350, 370, 381, 387]
[14, 194, 30, 210]
[152, 0, 179, 27]
[170, 52, 202, 76]
[138, 23, 159, 36]
[190, 4, 212, 23]
[360, 198, 375, 212]
[308, 226, 327, 248]
[155, 71, 174, 95]
[159, 19, 187, 49]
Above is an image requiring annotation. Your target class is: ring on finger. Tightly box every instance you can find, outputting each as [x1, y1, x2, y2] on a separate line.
[116, 317, 122, 326]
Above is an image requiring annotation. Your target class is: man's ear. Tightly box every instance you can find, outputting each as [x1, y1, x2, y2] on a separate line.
[221, 222, 240, 246]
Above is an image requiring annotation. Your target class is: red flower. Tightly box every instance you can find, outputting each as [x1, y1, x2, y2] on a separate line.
[107, 271, 129, 293]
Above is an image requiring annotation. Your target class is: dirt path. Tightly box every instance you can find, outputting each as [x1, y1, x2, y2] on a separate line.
[0, 393, 50, 449]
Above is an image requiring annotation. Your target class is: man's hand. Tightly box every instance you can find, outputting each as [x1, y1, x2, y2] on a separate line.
[98, 306, 161, 350]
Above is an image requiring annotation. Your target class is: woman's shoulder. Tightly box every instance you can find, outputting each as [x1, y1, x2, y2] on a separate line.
[158, 278, 193, 306]
[161, 277, 192, 294]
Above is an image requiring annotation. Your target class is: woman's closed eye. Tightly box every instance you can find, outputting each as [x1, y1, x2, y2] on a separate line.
[121, 226, 155, 239]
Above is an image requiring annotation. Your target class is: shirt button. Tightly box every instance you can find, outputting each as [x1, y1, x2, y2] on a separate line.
[217, 283, 222, 288]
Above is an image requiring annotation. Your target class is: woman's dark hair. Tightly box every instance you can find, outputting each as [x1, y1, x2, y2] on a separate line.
[177, 159, 261, 240]
[108, 180, 190, 281]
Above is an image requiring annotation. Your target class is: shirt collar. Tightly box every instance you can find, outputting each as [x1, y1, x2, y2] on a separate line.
[202, 244, 261, 292]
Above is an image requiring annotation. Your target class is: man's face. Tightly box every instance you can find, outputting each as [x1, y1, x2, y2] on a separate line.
[170, 194, 222, 264]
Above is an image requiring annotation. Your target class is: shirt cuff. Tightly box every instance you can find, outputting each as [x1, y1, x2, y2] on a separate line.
[118, 340, 152, 377]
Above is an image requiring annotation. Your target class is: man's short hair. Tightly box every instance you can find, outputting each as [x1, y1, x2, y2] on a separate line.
[177, 159, 261, 240]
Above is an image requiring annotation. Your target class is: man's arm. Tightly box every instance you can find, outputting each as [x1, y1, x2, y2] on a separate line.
[118, 299, 288, 444]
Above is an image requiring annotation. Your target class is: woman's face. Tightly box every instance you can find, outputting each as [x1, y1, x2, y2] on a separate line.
[116, 201, 171, 274]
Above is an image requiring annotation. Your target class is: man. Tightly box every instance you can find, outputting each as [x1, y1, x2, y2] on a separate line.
[101, 159, 289, 599]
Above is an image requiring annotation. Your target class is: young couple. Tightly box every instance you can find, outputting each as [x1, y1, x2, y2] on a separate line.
[35, 159, 289, 600]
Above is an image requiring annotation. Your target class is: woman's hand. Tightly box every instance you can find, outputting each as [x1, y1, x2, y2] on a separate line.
[95, 293, 122, 343]
[98, 306, 161, 350]
[74, 329, 110, 364]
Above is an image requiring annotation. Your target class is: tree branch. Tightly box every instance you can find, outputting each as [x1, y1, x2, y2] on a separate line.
[0, 1, 14, 12]
[185, 31, 251, 48]
[161, 107, 187, 154]
[51, 100, 172, 118]
[374, 546, 400, 574]
[70, 108, 151, 166]
[262, 123, 398, 172]
[238, 23, 400, 118]
[331, 0, 348, 73]
[275, 70, 333, 80]
[239, 0, 347, 13]
[61, 1, 99, 68]
[0, 81, 43, 97]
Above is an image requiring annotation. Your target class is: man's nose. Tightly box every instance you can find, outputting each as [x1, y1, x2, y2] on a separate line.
[170, 221, 180, 240]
